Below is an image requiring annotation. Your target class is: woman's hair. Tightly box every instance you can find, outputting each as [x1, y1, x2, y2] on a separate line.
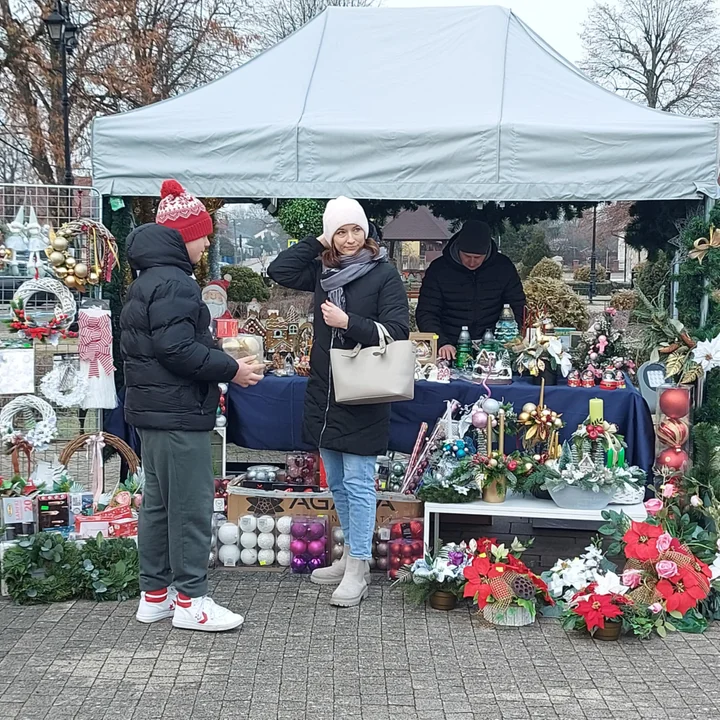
[321, 229, 380, 268]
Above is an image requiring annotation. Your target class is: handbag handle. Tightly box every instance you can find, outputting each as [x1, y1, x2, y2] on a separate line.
[343, 323, 394, 359]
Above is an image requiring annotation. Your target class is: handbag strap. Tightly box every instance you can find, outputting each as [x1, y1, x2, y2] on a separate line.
[344, 323, 394, 358]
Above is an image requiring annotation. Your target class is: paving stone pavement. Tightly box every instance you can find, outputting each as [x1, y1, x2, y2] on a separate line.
[1, 571, 720, 720]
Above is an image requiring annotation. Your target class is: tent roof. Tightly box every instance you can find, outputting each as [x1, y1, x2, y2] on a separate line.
[382, 206, 452, 241]
[91, 5, 720, 202]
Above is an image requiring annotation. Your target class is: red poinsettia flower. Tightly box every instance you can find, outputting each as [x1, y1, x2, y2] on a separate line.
[463, 555, 492, 597]
[574, 593, 624, 631]
[488, 563, 507, 579]
[505, 554, 530, 575]
[530, 573, 554, 605]
[623, 522, 663, 561]
[473, 583, 494, 609]
[656, 567, 709, 615]
[693, 558, 713, 580]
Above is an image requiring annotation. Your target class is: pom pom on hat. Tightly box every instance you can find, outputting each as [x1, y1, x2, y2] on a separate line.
[156, 178, 213, 244]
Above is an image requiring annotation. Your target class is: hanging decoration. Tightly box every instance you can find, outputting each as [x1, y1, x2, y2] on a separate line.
[0, 348, 35, 395]
[78, 305, 117, 409]
[689, 225, 720, 265]
[25, 207, 51, 277]
[47, 218, 119, 292]
[40, 356, 89, 408]
[6, 278, 77, 344]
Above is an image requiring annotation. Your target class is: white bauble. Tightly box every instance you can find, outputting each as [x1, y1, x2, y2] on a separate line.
[258, 548, 275, 565]
[217, 522, 240, 546]
[239, 515, 257, 533]
[240, 548, 258, 565]
[257, 515, 275, 533]
[218, 544, 241, 565]
[331, 527, 344, 544]
[276, 533, 292, 551]
[277, 549, 292, 566]
[276, 516, 293, 535]
[257, 532, 275, 550]
[240, 531, 258, 549]
[481, 398, 500, 415]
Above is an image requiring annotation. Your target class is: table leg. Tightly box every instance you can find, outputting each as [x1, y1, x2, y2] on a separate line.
[423, 505, 430, 551]
[432, 512, 440, 553]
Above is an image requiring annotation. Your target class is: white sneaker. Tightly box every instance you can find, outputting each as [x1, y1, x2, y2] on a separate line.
[172, 595, 244, 632]
[136, 586, 178, 624]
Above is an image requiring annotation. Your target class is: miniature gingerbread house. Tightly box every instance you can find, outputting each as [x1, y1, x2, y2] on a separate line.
[266, 313, 292, 356]
[240, 316, 266, 338]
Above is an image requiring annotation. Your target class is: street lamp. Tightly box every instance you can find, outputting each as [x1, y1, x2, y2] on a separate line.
[43, 1, 78, 186]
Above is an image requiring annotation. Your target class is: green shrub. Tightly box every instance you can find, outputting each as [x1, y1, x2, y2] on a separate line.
[523, 277, 588, 330]
[277, 198, 324, 240]
[573, 264, 607, 282]
[634, 251, 671, 304]
[529, 257, 563, 280]
[610, 289, 637, 311]
[521, 237, 552, 270]
[221, 265, 270, 303]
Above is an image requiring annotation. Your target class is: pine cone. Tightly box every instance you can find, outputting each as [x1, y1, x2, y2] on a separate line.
[511, 575, 536, 600]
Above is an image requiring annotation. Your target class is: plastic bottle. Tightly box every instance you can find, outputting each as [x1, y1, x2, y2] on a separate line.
[456, 326, 472, 369]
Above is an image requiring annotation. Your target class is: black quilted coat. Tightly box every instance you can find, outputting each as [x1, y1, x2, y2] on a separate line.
[120, 224, 238, 431]
[268, 237, 409, 457]
[416, 235, 525, 347]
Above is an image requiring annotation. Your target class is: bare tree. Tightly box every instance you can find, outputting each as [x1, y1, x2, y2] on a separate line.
[249, 0, 377, 51]
[581, 0, 720, 114]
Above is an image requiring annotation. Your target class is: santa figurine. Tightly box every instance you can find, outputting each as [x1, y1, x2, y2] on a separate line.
[201, 274, 233, 325]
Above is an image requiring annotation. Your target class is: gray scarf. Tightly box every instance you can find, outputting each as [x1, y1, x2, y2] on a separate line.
[320, 247, 388, 338]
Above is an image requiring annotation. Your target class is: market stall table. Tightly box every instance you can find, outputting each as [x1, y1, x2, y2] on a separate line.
[226, 375, 655, 473]
[422, 496, 647, 552]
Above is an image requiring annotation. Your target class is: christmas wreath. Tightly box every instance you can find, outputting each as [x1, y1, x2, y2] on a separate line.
[7, 278, 77, 344]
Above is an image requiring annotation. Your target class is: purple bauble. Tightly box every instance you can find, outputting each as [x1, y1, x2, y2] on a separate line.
[471, 410, 488, 429]
[376, 556, 388, 571]
[376, 541, 388, 557]
[307, 539, 325, 557]
[308, 556, 325, 571]
[307, 522, 325, 540]
[305, 455, 316, 470]
[289, 539, 307, 556]
[288, 466, 302, 480]
[291, 522, 307, 539]
[304, 476, 315, 486]
[291, 555, 307, 573]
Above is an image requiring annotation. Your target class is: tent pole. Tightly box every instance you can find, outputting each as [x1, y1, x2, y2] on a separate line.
[588, 204, 598, 303]
[696, 194, 716, 409]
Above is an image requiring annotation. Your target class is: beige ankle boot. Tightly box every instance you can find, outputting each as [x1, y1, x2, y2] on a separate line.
[311, 546, 371, 586]
[330, 556, 369, 607]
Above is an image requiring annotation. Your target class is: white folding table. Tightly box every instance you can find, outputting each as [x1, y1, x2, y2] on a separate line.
[423, 496, 647, 551]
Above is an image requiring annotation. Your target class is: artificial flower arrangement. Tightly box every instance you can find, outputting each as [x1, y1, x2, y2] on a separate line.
[96, 470, 145, 512]
[416, 453, 481, 504]
[471, 450, 529, 502]
[543, 540, 610, 606]
[5, 299, 77, 344]
[515, 320, 572, 381]
[394, 542, 472, 609]
[463, 537, 554, 626]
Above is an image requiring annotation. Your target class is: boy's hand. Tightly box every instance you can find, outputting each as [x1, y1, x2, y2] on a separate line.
[232, 355, 265, 387]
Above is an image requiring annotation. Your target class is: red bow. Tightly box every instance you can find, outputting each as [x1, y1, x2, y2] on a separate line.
[79, 313, 115, 378]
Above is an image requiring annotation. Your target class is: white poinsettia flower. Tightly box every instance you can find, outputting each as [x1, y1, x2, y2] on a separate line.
[592, 571, 629, 596]
[547, 338, 573, 377]
[693, 334, 720, 374]
[710, 554, 720, 581]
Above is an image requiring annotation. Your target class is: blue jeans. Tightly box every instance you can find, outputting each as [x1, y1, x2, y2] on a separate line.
[320, 449, 376, 560]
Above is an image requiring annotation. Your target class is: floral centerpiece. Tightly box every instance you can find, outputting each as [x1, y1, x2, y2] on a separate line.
[572, 307, 636, 381]
[472, 451, 527, 503]
[416, 455, 481, 504]
[515, 319, 572, 386]
[463, 537, 553, 626]
[544, 541, 610, 605]
[394, 543, 471, 610]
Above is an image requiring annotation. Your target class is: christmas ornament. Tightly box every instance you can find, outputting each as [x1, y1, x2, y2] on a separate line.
[656, 448, 689, 472]
[290, 539, 307, 555]
[471, 410, 488, 429]
[240, 548, 258, 565]
[217, 522, 240, 545]
[239, 515, 257, 532]
[331, 527, 344, 544]
[656, 418, 690, 448]
[376, 542, 388, 557]
[308, 556, 325, 571]
[332, 543, 344, 560]
[658, 387, 691, 419]
[256, 515, 275, 533]
[257, 532, 275, 550]
[78, 306, 116, 409]
[276, 516, 293, 535]
[258, 549, 275, 565]
[376, 557, 388, 571]
[277, 550, 292, 566]
[291, 555, 307, 573]
[240, 531, 258, 549]
[291, 522, 308, 538]
[219, 544, 241, 565]
[307, 521, 325, 540]
[482, 398, 500, 415]
[307, 539, 326, 557]
[276, 533, 292, 551]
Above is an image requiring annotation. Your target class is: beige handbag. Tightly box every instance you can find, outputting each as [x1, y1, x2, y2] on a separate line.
[330, 323, 415, 405]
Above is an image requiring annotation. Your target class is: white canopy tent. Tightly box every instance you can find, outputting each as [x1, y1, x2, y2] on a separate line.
[91, 5, 720, 202]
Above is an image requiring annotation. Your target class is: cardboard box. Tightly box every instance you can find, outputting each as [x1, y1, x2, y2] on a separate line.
[227, 488, 422, 528]
[2, 497, 34, 526]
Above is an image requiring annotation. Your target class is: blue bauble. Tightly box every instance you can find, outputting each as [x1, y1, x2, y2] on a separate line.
[456, 450, 466, 459]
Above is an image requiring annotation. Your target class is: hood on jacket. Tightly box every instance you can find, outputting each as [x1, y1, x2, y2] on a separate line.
[126, 223, 193, 274]
[444, 229, 497, 269]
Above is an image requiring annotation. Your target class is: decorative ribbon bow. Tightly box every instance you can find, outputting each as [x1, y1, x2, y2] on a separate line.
[85, 433, 106, 509]
[79, 313, 115, 378]
[689, 226, 720, 264]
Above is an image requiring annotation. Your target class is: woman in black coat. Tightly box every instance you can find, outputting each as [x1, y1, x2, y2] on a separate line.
[268, 197, 409, 607]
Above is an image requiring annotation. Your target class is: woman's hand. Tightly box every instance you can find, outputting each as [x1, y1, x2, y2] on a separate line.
[321, 300, 349, 330]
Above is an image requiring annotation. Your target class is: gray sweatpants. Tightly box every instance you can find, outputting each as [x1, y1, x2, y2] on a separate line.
[137, 429, 214, 597]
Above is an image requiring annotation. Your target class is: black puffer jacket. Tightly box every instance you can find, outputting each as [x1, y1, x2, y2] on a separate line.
[268, 237, 409, 457]
[416, 234, 525, 347]
[120, 224, 238, 431]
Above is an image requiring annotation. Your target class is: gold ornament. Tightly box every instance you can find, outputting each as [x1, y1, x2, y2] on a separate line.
[554, 418, 563, 427]
[524, 463, 533, 472]
[533, 454, 541, 462]
[50, 251, 66, 266]
[55, 267, 68, 279]
[518, 412, 530, 423]
[65, 256, 76, 268]
[88, 271, 100, 284]
[74, 262, 88, 279]
[51, 237, 68, 252]
[64, 274, 77, 288]
[522, 403, 537, 414]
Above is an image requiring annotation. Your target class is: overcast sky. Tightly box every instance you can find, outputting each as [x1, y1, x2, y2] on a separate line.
[383, 0, 595, 63]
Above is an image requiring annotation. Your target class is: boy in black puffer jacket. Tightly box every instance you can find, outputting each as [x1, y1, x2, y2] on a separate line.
[120, 180, 264, 632]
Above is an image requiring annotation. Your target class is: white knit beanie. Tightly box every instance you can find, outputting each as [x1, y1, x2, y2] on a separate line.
[323, 196, 369, 242]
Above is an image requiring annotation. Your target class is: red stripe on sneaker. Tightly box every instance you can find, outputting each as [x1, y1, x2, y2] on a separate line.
[145, 593, 168, 604]
[198, 612, 208, 624]
[146, 588, 168, 598]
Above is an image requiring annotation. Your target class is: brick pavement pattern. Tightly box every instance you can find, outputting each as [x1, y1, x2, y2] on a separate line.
[1, 572, 718, 720]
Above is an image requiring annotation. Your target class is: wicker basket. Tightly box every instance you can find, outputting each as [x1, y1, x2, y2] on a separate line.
[613, 483, 645, 505]
[483, 604, 534, 627]
[59, 432, 140, 475]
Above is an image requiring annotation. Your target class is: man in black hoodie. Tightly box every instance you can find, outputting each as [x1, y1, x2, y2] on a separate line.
[416, 219, 525, 361]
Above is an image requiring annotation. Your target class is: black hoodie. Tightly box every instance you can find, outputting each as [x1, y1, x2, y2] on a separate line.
[415, 232, 525, 347]
[120, 223, 237, 432]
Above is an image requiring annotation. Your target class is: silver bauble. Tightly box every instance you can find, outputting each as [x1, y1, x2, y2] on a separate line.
[331, 527, 344, 544]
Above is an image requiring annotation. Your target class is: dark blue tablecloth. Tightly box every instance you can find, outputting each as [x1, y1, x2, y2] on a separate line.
[227, 376, 655, 474]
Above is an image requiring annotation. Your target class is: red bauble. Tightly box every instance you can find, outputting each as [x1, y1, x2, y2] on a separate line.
[656, 418, 689, 448]
[390, 523, 403, 539]
[410, 539, 424, 556]
[390, 555, 402, 569]
[659, 387, 691, 419]
[388, 568, 398, 580]
[410, 521, 423, 539]
[656, 447, 689, 471]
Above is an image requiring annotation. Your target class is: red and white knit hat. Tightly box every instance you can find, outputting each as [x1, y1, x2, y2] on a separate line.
[156, 179, 213, 243]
